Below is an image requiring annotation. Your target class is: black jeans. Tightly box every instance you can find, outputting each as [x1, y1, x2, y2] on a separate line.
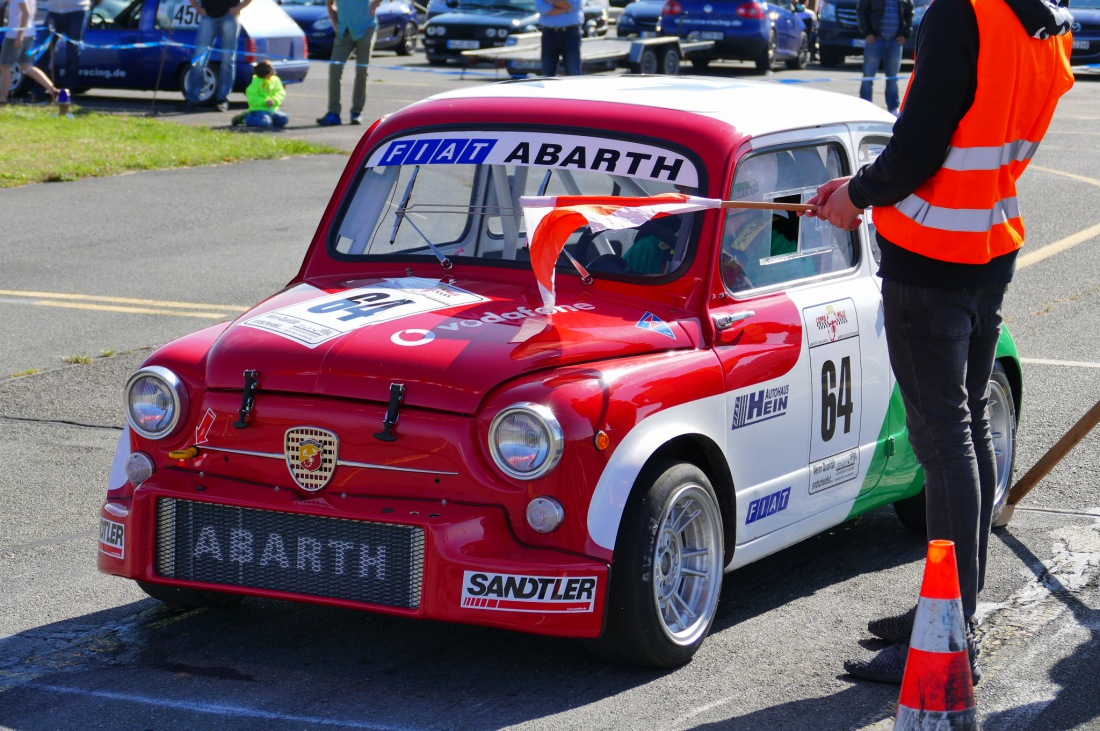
[882, 279, 1007, 619]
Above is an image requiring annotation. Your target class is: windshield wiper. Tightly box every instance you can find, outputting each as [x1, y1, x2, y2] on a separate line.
[389, 166, 453, 270]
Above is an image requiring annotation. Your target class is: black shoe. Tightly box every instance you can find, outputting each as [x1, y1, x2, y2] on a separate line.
[214, 99, 229, 112]
[845, 639, 909, 684]
[867, 605, 917, 642]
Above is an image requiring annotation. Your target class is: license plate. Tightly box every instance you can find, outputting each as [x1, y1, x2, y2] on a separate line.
[448, 39, 480, 49]
[699, 31, 724, 40]
[1073, 39, 1088, 49]
[155, 498, 425, 609]
[509, 59, 542, 69]
[852, 38, 865, 48]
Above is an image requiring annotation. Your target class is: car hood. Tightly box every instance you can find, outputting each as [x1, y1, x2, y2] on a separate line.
[431, 8, 539, 25]
[205, 276, 693, 414]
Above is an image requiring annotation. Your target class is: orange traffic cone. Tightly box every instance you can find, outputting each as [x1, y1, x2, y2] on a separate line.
[894, 540, 978, 730]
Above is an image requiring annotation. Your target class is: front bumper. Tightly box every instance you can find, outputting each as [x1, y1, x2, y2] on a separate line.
[99, 470, 608, 638]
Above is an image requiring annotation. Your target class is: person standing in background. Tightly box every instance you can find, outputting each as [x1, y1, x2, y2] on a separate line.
[536, 0, 583, 77]
[0, 0, 61, 103]
[183, 0, 252, 112]
[46, 0, 94, 91]
[857, 0, 912, 115]
[315, 0, 380, 126]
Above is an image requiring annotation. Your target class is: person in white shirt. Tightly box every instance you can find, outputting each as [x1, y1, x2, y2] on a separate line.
[0, 0, 61, 102]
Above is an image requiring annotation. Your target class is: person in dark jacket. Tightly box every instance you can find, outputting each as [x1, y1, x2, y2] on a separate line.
[806, 0, 1074, 685]
[857, 0, 913, 114]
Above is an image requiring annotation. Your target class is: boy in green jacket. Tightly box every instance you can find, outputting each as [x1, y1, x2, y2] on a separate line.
[233, 61, 288, 129]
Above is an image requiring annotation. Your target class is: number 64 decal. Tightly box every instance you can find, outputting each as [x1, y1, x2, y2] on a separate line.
[820, 356, 853, 441]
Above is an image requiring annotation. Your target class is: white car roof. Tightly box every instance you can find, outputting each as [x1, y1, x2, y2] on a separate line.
[418, 75, 897, 139]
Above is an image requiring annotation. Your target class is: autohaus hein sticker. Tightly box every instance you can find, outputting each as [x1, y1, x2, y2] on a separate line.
[242, 278, 490, 348]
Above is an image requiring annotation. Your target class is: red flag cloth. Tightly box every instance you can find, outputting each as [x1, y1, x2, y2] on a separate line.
[520, 193, 721, 312]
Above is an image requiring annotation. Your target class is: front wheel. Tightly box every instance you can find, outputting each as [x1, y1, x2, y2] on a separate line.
[587, 461, 725, 667]
[893, 361, 1018, 532]
[396, 20, 418, 55]
[786, 32, 809, 70]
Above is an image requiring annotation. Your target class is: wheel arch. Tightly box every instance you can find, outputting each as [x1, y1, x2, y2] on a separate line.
[996, 355, 1023, 423]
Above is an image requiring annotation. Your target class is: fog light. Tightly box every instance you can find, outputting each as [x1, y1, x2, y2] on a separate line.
[125, 452, 155, 485]
[526, 497, 564, 533]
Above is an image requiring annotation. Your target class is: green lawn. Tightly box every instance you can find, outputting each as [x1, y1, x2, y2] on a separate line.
[0, 105, 343, 188]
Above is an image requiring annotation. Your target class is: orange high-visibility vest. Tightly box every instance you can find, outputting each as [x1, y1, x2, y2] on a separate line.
[872, 0, 1074, 264]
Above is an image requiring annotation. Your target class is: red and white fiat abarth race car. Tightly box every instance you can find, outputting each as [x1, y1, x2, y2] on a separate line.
[100, 75, 1022, 668]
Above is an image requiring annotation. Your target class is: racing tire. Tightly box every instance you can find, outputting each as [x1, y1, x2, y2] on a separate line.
[755, 30, 777, 73]
[178, 62, 220, 105]
[396, 21, 418, 55]
[638, 47, 659, 75]
[660, 46, 681, 75]
[818, 48, 844, 67]
[786, 32, 810, 70]
[893, 361, 1018, 533]
[137, 581, 243, 609]
[586, 460, 725, 668]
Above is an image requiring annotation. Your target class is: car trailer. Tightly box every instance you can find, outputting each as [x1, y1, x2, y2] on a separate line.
[461, 33, 714, 76]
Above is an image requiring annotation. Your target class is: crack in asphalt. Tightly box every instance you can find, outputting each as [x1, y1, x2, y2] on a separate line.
[0, 414, 123, 430]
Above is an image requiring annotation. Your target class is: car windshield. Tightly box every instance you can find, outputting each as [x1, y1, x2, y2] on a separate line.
[458, 0, 538, 10]
[1069, 0, 1100, 7]
[332, 131, 702, 281]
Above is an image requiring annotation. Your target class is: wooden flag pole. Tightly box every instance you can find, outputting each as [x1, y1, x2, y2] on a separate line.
[719, 200, 820, 213]
[994, 397, 1100, 527]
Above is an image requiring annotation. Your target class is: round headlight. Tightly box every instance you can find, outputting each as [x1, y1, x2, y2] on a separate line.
[497, 27, 509, 37]
[486, 27, 497, 37]
[489, 403, 564, 480]
[125, 366, 188, 439]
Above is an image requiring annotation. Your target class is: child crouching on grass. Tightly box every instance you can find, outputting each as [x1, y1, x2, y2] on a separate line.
[233, 61, 288, 129]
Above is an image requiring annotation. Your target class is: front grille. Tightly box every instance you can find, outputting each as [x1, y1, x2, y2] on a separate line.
[836, 8, 858, 27]
[155, 498, 425, 609]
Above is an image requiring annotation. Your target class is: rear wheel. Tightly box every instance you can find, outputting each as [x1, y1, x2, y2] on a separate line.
[755, 29, 777, 73]
[396, 20, 418, 55]
[179, 62, 219, 104]
[586, 461, 724, 667]
[893, 361, 1018, 532]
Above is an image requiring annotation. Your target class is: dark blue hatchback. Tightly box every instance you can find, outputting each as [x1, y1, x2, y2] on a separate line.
[15, 0, 308, 103]
[279, 0, 420, 59]
[657, 0, 809, 72]
[1069, 0, 1100, 67]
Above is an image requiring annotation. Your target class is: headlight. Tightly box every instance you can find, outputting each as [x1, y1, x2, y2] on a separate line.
[125, 366, 188, 440]
[486, 27, 497, 37]
[497, 27, 509, 37]
[489, 403, 564, 480]
[312, 18, 332, 31]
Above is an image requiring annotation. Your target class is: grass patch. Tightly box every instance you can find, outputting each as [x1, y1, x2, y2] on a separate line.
[62, 354, 95, 365]
[10, 368, 40, 378]
[0, 105, 343, 188]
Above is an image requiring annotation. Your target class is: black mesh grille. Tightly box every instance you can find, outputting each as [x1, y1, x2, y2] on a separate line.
[155, 499, 424, 609]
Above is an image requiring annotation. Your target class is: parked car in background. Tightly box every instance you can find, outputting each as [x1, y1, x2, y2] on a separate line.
[657, 0, 810, 71]
[616, 0, 663, 37]
[279, 0, 419, 59]
[1069, 0, 1100, 66]
[816, 0, 927, 67]
[423, 0, 608, 66]
[8, 0, 308, 102]
[100, 75, 1023, 669]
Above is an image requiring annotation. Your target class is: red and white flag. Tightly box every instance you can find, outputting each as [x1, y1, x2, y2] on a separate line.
[520, 193, 722, 312]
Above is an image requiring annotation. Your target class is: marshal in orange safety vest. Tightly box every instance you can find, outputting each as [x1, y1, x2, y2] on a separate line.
[871, 0, 1074, 265]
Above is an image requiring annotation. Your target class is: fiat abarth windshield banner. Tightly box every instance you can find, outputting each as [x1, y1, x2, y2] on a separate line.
[366, 131, 700, 188]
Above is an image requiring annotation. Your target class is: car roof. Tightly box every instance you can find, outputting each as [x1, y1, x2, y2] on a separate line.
[418, 75, 896, 138]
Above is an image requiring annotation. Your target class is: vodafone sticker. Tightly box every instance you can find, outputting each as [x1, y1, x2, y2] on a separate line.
[242, 278, 489, 348]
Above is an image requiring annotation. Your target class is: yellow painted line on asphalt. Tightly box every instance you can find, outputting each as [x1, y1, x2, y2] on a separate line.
[34, 301, 234, 319]
[1018, 166, 1100, 270]
[0, 289, 250, 311]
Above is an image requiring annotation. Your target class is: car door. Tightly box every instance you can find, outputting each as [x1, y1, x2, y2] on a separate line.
[714, 138, 891, 564]
[80, 0, 148, 89]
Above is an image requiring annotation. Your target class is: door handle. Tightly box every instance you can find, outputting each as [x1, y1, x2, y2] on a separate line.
[714, 310, 755, 331]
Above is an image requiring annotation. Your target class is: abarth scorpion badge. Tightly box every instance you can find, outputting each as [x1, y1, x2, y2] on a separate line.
[284, 427, 339, 492]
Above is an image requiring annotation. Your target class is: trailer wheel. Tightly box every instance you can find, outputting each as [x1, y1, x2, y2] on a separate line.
[638, 47, 659, 74]
[660, 46, 681, 75]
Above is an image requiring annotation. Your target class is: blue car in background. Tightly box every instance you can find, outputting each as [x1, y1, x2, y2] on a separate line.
[1069, 0, 1100, 67]
[279, 0, 419, 59]
[657, 0, 809, 72]
[616, 0, 663, 36]
[10, 0, 308, 103]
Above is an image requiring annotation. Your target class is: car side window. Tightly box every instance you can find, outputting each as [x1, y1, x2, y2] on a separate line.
[720, 144, 854, 294]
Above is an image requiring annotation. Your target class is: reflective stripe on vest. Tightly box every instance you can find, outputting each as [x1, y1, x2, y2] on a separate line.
[871, 0, 1074, 265]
